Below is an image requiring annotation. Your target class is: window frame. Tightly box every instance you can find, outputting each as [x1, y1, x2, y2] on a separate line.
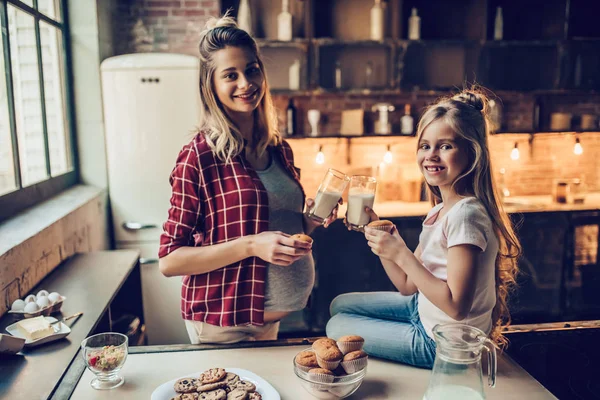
[0, 0, 78, 223]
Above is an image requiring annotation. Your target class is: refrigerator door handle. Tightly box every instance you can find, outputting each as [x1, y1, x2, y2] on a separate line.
[140, 258, 159, 265]
[123, 222, 158, 231]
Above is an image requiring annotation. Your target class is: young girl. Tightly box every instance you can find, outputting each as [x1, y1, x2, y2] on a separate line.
[159, 16, 336, 344]
[326, 90, 521, 368]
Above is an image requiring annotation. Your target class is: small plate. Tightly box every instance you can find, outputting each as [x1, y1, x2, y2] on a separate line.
[151, 367, 280, 400]
[5, 316, 71, 347]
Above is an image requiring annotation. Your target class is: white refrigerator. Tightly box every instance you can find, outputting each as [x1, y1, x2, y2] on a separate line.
[101, 53, 200, 344]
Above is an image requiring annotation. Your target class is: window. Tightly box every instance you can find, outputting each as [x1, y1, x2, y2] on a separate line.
[0, 0, 76, 222]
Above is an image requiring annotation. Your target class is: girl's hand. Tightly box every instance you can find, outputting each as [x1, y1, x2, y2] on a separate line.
[251, 231, 311, 266]
[344, 206, 380, 231]
[364, 224, 407, 261]
[305, 197, 342, 228]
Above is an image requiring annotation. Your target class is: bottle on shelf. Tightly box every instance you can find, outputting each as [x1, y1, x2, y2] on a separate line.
[289, 59, 300, 90]
[408, 8, 421, 40]
[365, 61, 373, 88]
[370, 0, 384, 41]
[494, 7, 503, 40]
[335, 61, 342, 89]
[237, 0, 252, 35]
[401, 104, 414, 135]
[277, 0, 293, 41]
[286, 98, 297, 137]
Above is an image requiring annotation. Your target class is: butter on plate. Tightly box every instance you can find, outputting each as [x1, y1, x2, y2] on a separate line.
[16, 316, 54, 341]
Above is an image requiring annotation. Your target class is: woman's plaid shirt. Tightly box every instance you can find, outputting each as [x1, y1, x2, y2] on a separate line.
[159, 132, 304, 326]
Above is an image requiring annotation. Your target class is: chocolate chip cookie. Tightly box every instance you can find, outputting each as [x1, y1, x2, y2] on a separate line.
[197, 381, 227, 392]
[174, 378, 198, 393]
[198, 389, 227, 400]
[171, 393, 199, 400]
[235, 380, 256, 392]
[199, 368, 227, 384]
[247, 392, 262, 400]
[226, 388, 248, 400]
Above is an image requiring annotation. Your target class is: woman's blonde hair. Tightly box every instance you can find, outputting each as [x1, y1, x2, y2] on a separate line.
[416, 88, 522, 348]
[197, 14, 280, 163]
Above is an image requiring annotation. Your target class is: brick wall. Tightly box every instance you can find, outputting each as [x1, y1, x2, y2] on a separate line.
[110, 0, 220, 56]
[287, 132, 600, 201]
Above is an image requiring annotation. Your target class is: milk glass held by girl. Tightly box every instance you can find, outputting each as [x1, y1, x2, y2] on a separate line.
[158, 15, 338, 344]
[326, 90, 521, 368]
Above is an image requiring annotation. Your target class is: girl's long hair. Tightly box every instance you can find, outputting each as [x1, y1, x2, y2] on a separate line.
[416, 89, 522, 348]
[197, 14, 280, 163]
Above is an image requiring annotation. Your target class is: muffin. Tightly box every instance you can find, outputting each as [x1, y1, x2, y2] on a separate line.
[307, 368, 335, 384]
[295, 350, 320, 372]
[291, 233, 314, 244]
[367, 220, 394, 233]
[312, 338, 343, 370]
[336, 335, 365, 355]
[341, 350, 368, 374]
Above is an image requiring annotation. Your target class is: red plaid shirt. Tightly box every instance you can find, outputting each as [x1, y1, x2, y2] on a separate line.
[159, 132, 304, 326]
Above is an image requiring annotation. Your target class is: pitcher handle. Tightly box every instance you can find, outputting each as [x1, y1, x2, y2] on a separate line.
[483, 338, 497, 387]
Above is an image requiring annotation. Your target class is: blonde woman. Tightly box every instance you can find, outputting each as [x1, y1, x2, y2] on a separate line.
[159, 16, 336, 344]
[327, 89, 521, 368]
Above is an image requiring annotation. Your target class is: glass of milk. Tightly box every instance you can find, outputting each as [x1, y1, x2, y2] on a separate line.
[345, 175, 377, 232]
[307, 168, 350, 224]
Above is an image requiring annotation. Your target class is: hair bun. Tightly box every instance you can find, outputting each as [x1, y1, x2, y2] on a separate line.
[203, 15, 238, 32]
[453, 92, 484, 111]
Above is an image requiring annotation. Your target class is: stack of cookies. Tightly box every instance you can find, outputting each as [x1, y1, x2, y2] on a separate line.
[294, 335, 368, 384]
[171, 368, 261, 400]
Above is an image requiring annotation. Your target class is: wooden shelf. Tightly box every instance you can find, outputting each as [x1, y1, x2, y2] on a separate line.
[222, 0, 598, 93]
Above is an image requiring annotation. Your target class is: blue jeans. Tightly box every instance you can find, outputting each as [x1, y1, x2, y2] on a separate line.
[326, 292, 437, 369]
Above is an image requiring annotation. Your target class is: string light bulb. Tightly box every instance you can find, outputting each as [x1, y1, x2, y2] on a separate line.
[384, 144, 393, 164]
[574, 137, 583, 155]
[315, 145, 325, 165]
[510, 142, 520, 160]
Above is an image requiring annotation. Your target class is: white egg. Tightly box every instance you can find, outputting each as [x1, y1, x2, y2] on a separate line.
[24, 294, 37, 303]
[36, 296, 51, 308]
[37, 289, 49, 298]
[23, 302, 40, 313]
[11, 299, 25, 312]
[48, 292, 62, 304]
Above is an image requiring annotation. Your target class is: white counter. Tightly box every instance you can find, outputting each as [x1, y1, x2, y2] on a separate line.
[70, 344, 556, 399]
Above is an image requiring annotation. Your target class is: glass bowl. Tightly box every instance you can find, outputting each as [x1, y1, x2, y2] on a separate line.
[81, 332, 128, 390]
[293, 348, 367, 399]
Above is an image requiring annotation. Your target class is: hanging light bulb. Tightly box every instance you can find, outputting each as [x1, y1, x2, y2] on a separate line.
[384, 144, 393, 164]
[574, 137, 583, 155]
[315, 145, 325, 165]
[510, 142, 520, 160]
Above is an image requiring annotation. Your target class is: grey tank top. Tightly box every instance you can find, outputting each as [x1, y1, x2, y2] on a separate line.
[255, 150, 315, 311]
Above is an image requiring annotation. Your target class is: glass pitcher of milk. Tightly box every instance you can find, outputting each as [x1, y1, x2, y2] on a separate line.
[307, 168, 349, 224]
[345, 175, 377, 232]
[423, 323, 497, 400]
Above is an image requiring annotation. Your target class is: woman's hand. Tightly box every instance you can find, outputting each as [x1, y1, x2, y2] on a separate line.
[250, 231, 311, 266]
[304, 197, 342, 229]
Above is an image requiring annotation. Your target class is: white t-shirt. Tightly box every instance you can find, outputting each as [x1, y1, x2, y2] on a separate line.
[417, 197, 499, 339]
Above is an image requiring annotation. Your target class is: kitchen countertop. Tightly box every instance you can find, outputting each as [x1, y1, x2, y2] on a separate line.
[64, 340, 556, 400]
[337, 193, 600, 218]
[0, 250, 140, 400]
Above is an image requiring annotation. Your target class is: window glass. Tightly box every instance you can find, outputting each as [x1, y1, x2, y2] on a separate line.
[8, 4, 48, 186]
[37, 0, 62, 22]
[40, 21, 70, 175]
[0, 23, 17, 196]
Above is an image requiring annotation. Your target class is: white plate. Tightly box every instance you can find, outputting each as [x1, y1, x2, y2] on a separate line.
[151, 367, 280, 400]
[5, 316, 71, 347]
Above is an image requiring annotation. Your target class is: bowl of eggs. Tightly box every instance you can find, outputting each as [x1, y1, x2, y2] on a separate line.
[9, 289, 65, 319]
